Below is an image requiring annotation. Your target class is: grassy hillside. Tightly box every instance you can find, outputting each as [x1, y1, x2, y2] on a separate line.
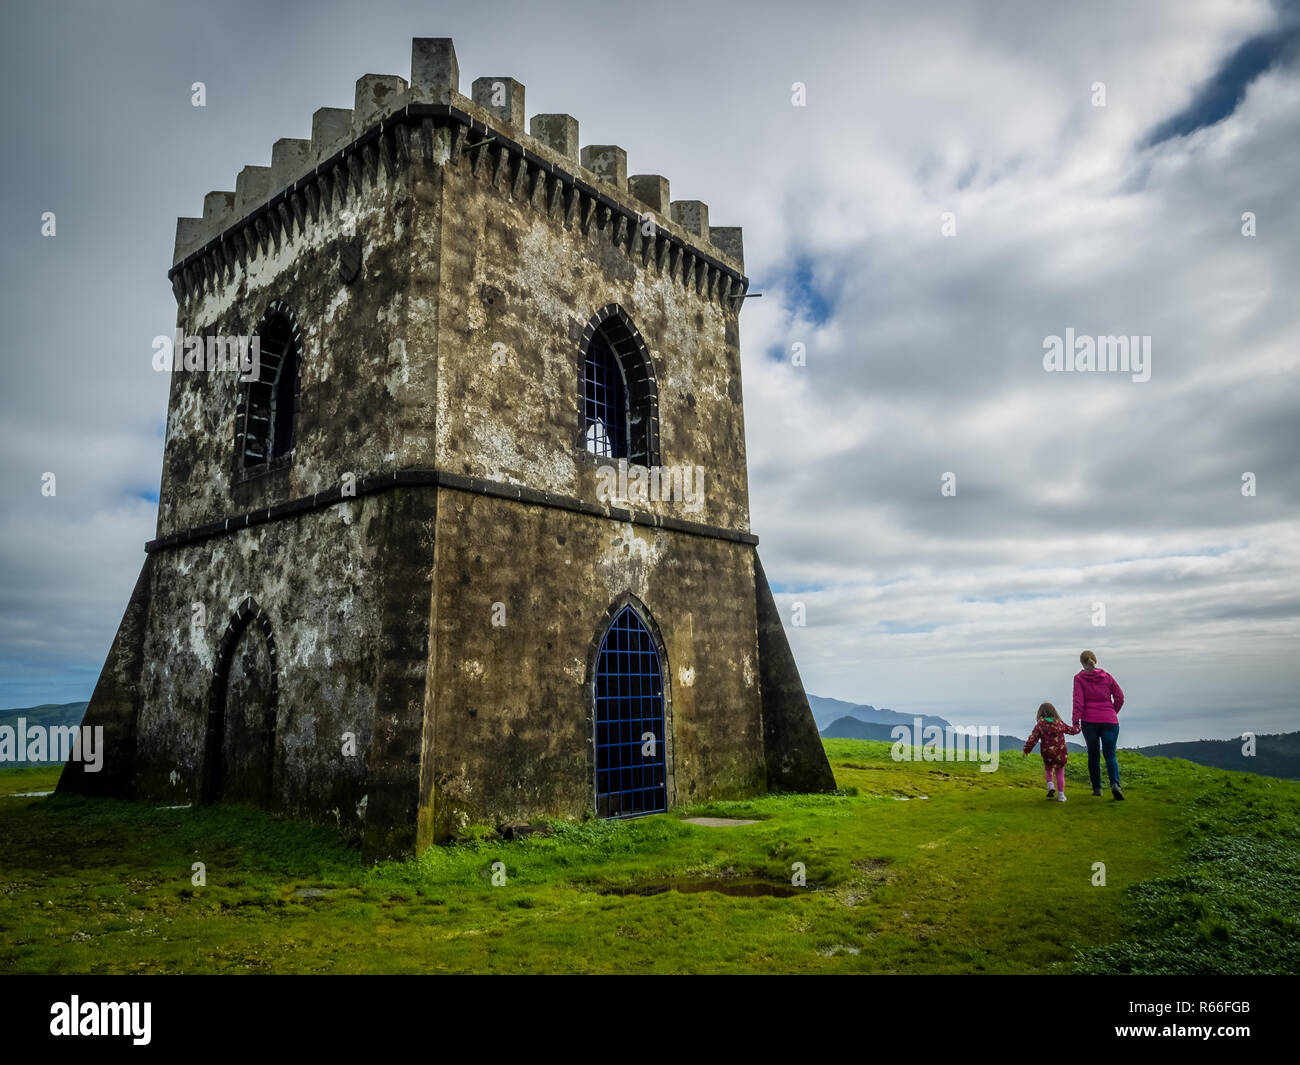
[1, 740, 1295, 974]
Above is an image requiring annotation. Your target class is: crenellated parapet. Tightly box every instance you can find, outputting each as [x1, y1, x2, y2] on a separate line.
[169, 37, 748, 308]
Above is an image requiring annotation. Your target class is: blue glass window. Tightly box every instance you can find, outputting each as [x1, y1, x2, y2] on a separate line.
[594, 605, 666, 817]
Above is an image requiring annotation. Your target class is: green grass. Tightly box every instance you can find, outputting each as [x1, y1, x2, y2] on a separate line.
[1, 742, 1295, 973]
[0, 764, 61, 797]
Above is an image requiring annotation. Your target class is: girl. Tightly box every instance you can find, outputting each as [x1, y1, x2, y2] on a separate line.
[1022, 702, 1080, 802]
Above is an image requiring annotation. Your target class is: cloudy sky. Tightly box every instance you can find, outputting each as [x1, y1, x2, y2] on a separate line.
[1, 0, 1296, 745]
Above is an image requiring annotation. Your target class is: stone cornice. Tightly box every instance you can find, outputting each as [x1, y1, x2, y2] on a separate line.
[168, 102, 750, 309]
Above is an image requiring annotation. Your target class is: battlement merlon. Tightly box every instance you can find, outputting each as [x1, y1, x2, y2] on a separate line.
[169, 36, 746, 291]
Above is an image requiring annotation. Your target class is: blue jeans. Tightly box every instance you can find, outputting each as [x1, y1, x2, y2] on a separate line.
[1081, 722, 1121, 790]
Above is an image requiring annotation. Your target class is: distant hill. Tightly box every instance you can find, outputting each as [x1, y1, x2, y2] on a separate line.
[813, 694, 1082, 751]
[821, 714, 1040, 752]
[0, 702, 89, 765]
[1132, 733, 1300, 781]
[812, 695, 1299, 780]
[821, 717, 924, 743]
[807, 695, 948, 732]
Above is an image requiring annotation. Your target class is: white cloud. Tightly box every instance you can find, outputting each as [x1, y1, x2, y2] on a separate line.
[0, 0, 1295, 743]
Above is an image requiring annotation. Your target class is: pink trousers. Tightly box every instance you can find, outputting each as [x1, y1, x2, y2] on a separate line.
[1044, 765, 1065, 791]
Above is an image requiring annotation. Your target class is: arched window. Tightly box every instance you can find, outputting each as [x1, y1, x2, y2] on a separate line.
[593, 604, 667, 818]
[237, 303, 301, 470]
[580, 306, 659, 466]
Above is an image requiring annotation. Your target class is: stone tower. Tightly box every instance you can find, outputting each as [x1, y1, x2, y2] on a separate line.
[59, 37, 834, 854]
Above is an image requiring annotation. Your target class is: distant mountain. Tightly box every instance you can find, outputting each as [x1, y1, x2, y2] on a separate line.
[1132, 733, 1300, 781]
[812, 694, 1084, 752]
[819, 717, 907, 742]
[0, 702, 89, 765]
[807, 695, 948, 732]
[821, 714, 1039, 752]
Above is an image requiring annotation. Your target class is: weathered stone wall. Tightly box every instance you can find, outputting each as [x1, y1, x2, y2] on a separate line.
[58, 559, 153, 798]
[157, 156, 431, 538]
[128, 488, 435, 851]
[419, 489, 765, 844]
[753, 554, 837, 792]
[428, 104, 751, 535]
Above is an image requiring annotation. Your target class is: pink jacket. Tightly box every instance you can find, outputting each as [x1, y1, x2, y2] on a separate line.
[1073, 668, 1124, 726]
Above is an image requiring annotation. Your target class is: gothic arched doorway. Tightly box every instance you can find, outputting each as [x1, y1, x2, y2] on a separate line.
[591, 601, 669, 818]
[203, 598, 279, 806]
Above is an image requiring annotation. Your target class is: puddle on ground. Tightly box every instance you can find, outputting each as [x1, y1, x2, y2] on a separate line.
[292, 887, 339, 900]
[600, 878, 805, 898]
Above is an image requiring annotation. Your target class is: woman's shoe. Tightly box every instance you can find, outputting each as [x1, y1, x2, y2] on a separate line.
[1092, 787, 1102, 796]
[1111, 785, 1125, 800]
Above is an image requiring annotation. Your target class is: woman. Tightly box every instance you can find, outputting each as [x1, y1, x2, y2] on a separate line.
[1072, 650, 1125, 799]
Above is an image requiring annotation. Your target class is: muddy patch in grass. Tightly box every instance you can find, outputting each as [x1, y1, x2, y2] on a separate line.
[598, 878, 809, 899]
[835, 857, 895, 907]
[291, 887, 341, 901]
